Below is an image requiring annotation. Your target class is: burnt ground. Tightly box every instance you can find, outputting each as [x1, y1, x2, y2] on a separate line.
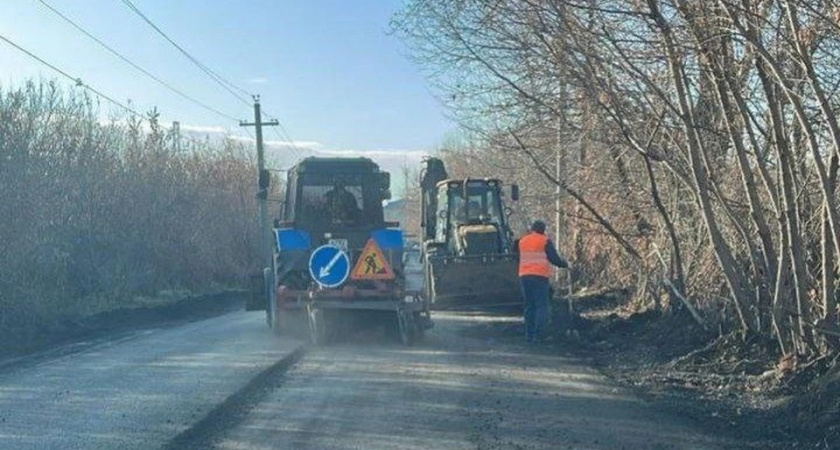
[0, 290, 245, 361]
[523, 291, 840, 449]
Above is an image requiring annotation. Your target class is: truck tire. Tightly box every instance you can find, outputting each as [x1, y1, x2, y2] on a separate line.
[246, 272, 266, 311]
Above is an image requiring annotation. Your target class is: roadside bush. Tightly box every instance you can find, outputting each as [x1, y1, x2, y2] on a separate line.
[0, 80, 259, 342]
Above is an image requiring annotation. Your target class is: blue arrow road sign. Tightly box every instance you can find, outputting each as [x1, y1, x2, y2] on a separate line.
[308, 244, 350, 288]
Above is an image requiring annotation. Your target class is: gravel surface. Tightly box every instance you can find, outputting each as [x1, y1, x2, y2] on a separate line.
[211, 311, 743, 449]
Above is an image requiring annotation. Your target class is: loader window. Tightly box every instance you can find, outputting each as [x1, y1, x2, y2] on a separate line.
[435, 188, 448, 242]
[481, 190, 503, 224]
[449, 185, 503, 225]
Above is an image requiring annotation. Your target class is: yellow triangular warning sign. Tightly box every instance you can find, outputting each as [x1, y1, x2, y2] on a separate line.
[351, 239, 395, 280]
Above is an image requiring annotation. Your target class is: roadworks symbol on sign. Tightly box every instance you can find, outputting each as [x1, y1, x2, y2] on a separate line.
[351, 239, 395, 280]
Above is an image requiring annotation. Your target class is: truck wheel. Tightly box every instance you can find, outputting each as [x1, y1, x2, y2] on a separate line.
[265, 301, 274, 329]
[397, 308, 416, 346]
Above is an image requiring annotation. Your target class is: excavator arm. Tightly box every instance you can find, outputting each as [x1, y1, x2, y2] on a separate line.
[419, 157, 448, 242]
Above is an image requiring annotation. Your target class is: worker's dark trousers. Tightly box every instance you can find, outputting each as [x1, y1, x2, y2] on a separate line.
[520, 275, 550, 342]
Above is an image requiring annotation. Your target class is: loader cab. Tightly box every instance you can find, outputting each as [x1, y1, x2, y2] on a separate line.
[449, 183, 504, 226]
[434, 179, 512, 255]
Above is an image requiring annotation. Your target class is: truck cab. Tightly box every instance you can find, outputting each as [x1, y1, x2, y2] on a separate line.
[280, 157, 391, 231]
[272, 157, 397, 289]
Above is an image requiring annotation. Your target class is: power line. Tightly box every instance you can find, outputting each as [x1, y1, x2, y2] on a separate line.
[117, 0, 304, 158]
[118, 0, 253, 108]
[273, 128, 303, 161]
[35, 0, 240, 123]
[0, 26, 261, 151]
[263, 111, 305, 160]
[0, 32, 141, 117]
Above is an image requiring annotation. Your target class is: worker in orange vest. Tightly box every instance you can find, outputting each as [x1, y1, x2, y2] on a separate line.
[518, 220, 568, 344]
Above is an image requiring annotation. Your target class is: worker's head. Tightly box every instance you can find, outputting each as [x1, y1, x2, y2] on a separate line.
[530, 220, 547, 234]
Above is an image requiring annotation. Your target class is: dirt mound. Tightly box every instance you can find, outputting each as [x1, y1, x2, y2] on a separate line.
[786, 360, 840, 445]
[557, 292, 840, 448]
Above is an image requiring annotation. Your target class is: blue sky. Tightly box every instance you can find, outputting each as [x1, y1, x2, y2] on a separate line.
[0, 0, 452, 191]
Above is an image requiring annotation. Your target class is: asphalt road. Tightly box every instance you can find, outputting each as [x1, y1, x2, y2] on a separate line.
[213, 313, 738, 450]
[0, 311, 300, 450]
[0, 305, 743, 449]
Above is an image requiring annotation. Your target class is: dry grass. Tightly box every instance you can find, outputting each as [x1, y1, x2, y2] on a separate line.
[0, 81, 259, 347]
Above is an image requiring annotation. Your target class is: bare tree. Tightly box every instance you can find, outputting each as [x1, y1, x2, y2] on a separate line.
[395, 0, 840, 356]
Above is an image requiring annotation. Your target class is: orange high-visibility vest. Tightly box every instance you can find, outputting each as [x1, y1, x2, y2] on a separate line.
[518, 232, 551, 278]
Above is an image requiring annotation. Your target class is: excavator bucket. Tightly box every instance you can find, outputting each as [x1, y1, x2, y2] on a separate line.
[425, 253, 521, 309]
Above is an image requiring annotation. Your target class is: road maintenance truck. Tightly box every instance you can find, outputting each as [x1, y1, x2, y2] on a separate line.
[256, 157, 431, 345]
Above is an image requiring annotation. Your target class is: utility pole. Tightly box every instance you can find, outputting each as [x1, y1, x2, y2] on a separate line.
[555, 118, 562, 244]
[240, 96, 279, 275]
[555, 86, 567, 284]
[171, 121, 181, 153]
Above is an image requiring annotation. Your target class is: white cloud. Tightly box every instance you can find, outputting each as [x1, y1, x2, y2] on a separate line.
[96, 117, 235, 136]
[308, 148, 429, 198]
[107, 118, 433, 196]
[312, 148, 426, 169]
[259, 143, 429, 177]
[264, 140, 323, 151]
[175, 124, 228, 134]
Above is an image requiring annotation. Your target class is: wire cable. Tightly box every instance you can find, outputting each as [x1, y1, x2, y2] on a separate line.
[118, 0, 253, 108]
[263, 111, 304, 160]
[274, 127, 303, 160]
[117, 0, 304, 159]
[35, 0, 240, 123]
[0, 32, 141, 117]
